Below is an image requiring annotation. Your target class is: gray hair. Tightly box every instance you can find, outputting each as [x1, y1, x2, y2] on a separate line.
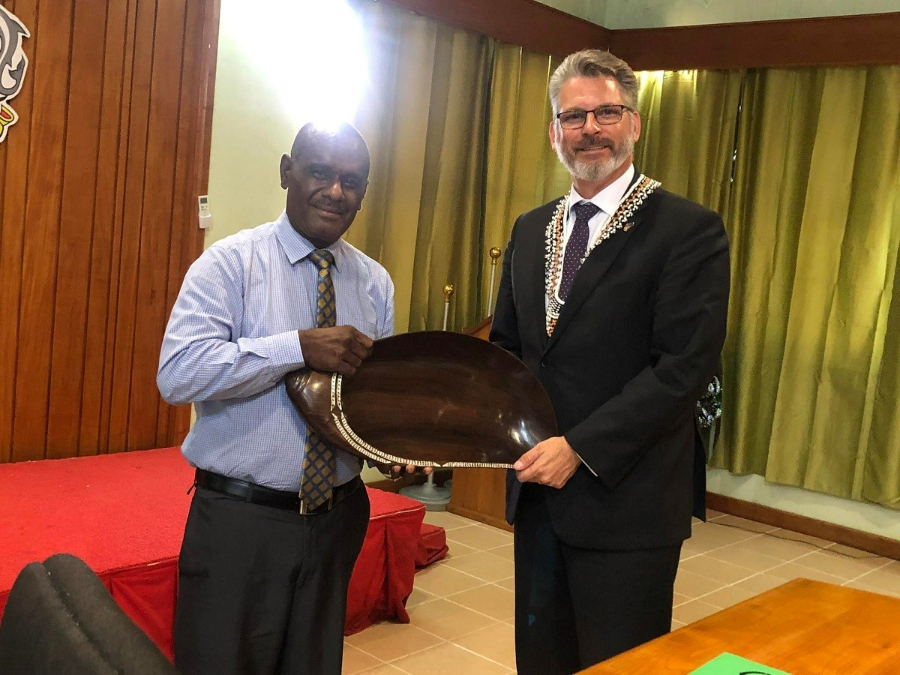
[549, 50, 638, 114]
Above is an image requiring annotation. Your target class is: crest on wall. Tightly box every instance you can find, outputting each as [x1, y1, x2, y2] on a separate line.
[0, 4, 30, 143]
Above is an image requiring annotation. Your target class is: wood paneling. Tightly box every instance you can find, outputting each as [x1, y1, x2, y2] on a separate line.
[0, 0, 217, 463]
[610, 12, 900, 70]
[376, 0, 610, 58]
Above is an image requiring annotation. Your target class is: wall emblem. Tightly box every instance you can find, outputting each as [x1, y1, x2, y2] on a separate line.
[0, 4, 30, 143]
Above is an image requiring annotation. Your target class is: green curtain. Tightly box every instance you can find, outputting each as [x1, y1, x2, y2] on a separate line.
[634, 70, 743, 215]
[348, 0, 493, 333]
[713, 66, 900, 507]
[481, 46, 568, 315]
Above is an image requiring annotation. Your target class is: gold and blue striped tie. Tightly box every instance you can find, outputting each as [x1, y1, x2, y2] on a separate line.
[299, 249, 337, 509]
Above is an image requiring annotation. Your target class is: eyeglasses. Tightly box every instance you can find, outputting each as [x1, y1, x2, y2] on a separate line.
[556, 104, 634, 129]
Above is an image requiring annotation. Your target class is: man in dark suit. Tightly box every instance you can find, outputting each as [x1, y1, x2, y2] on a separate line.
[490, 49, 730, 674]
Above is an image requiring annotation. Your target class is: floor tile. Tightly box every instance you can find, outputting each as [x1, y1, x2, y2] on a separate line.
[357, 665, 408, 675]
[448, 584, 515, 621]
[488, 543, 514, 561]
[847, 568, 900, 597]
[687, 522, 761, 552]
[342, 644, 383, 675]
[405, 587, 438, 609]
[423, 511, 477, 531]
[680, 547, 703, 562]
[827, 543, 885, 560]
[390, 641, 509, 674]
[704, 541, 786, 572]
[768, 529, 834, 549]
[446, 525, 513, 551]
[791, 549, 889, 581]
[454, 621, 517, 669]
[414, 563, 488, 596]
[876, 560, 900, 578]
[444, 541, 479, 559]
[673, 598, 722, 624]
[701, 573, 788, 609]
[346, 622, 444, 663]
[494, 577, 515, 592]
[766, 562, 847, 585]
[442, 550, 516, 583]
[679, 554, 756, 585]
[674, 568, 727, 599]
[405, 599, 498, 641]
[733, 533, 827, 562]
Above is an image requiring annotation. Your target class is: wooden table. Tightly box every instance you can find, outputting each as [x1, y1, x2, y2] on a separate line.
[582, 578, 900, 674]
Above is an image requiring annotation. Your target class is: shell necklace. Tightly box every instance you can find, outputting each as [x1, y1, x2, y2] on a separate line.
[544, 174, 661, 336]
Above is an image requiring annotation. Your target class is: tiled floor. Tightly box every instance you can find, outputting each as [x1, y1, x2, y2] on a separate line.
[342, 509, 900, 674]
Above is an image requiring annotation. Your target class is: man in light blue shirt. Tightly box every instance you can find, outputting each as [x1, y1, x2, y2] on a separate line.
[158, 123, 392, 675]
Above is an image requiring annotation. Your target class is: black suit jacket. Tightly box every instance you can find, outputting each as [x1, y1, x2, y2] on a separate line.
[490, 178, 730, 551]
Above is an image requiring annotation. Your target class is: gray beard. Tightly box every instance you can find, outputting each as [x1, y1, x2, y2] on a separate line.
[555, 135, 634, 184]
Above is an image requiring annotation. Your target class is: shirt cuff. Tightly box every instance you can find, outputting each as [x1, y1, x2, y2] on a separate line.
[237, 331, 305, 376]
[574, 451, 598, 477]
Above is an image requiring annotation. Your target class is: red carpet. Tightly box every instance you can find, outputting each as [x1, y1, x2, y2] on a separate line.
[0, 447, 445, 658]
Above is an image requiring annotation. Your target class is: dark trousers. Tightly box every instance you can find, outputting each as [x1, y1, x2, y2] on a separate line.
[514, 484, 681, 674]
[174, 480, 370, 675]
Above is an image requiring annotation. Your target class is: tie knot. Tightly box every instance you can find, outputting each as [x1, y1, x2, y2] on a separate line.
[572, 200, 601, 224]
[308, 249, 335, 269]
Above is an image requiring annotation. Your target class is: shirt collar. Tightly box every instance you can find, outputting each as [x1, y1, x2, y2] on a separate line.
[567, 163, 636, 218]
[275, 211, 344, 271]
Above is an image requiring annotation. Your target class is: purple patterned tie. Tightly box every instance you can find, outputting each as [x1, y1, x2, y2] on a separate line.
[559, 200, 601, 300]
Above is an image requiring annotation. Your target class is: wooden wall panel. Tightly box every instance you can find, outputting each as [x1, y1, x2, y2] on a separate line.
[45, 0, 107, 459]
[12, 0, 73, 461]
[127, 0, 186, 450]
[378, 0, 610, 58]
[0, 1, 34, 464]
[78, 0, 131, 457]
[0, 0, 217, 463]
[97, 0, 140, 456]
[609, 13, 900, 71]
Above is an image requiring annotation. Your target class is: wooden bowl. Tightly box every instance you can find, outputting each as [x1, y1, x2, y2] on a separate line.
[285, 331, 557, 469]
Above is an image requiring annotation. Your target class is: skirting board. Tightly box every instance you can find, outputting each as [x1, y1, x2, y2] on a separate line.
[706, 492, 900, 562]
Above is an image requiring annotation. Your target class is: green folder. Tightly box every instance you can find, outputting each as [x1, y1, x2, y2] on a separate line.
[688, 652, 792, 675]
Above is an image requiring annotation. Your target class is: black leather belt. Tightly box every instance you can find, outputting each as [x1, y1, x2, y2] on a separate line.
[194, 470, 362, 515]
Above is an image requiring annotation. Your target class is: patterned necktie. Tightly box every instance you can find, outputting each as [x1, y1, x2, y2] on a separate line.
[299, 249, 337, 509]
[559, 200, 601, 300]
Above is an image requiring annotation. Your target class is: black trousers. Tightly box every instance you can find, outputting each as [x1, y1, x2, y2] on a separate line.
[514, 484, 681, 675]
[174, 480, 370, 675]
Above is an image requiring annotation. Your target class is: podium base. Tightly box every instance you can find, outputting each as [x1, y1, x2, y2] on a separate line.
[400, 482, 451, 511]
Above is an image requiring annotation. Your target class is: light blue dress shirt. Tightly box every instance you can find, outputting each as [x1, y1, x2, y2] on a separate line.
[158, 212, 395, 490]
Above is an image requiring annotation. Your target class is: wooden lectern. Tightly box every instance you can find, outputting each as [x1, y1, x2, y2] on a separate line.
[448, 316, 513, 531]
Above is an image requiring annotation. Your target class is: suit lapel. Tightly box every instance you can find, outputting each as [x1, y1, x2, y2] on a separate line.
[521, 198, 564, 351]
[542, 189, 653, 355]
